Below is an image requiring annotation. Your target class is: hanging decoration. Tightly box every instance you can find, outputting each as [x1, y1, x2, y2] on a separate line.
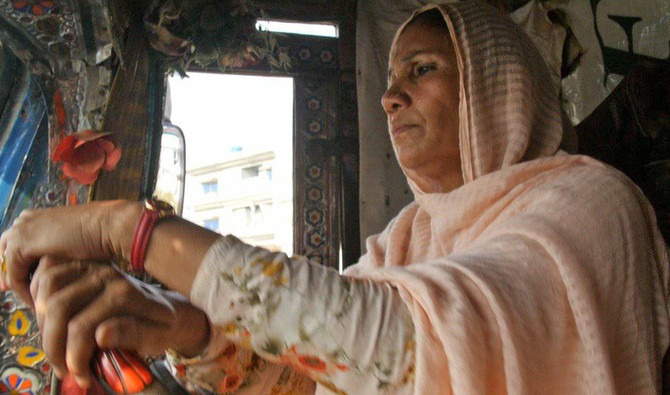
[143, 0, 291, 76]
[51, 130, 122, 186]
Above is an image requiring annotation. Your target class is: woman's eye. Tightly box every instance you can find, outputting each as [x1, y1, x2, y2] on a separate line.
[415, 64, 435, 76]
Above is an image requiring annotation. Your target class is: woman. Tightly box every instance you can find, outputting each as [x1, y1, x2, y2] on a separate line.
[2, 2, 669, 394]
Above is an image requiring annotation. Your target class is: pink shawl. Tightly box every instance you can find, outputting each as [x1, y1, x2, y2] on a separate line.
[346, 2, 670, 394]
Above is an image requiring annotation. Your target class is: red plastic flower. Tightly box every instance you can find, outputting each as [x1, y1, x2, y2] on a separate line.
[52, 130, 122, 185]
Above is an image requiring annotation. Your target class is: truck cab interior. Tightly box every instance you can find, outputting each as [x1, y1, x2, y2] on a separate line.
[0, 0, 667, 393]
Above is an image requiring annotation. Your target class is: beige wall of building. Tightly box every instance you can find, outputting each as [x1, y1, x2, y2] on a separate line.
[184, 149, 294, 255]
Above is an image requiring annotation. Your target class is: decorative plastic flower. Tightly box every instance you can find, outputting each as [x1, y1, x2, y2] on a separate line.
[8, 310, 30, 336]
[0, 367, 39, 395]
[52, 130, 122, 185]
[17, 347, 45, 367]
[12, 0, 54, 16]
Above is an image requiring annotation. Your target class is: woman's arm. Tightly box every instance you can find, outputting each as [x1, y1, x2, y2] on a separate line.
[109, 200, 220, 297]
[0, 200, 218, 302]
[1, 200, 417, 392]
[99, 203, 416, 393]
[186, 236, 416, 394]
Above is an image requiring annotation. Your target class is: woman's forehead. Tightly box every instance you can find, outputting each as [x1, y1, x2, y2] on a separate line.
[389, 21, 455, 65]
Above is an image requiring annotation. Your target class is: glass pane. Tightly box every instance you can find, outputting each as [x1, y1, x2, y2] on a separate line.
[256, 20, 339, 37]
[155, 124, 186, 215]
[167, 72, 294, 255]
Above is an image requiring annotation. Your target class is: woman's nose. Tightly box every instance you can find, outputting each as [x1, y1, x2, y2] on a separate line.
[381, 83, 409, 114]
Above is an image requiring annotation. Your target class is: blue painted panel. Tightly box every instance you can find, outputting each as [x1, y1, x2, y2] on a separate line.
[0, 75, 46, 229]
[1, 115, 48, 231]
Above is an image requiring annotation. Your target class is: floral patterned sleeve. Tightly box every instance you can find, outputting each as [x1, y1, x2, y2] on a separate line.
[169, 235, 416, 394]
[164, 328, 315, 394]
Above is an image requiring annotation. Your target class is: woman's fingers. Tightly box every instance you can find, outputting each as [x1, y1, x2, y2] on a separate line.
[64, 280, 174, 386]
[38, 263, 118, 380]
[31, 256, 82, 329]
[95, 316, 171, 357]
[1, 214, 38, 305]
[26, 257, 210, 387]
[0, 209, 72, 303]
[0, 201, 131, 301]
[95, 294, 211, 359]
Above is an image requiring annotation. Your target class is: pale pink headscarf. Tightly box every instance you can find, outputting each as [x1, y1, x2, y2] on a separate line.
[389, 2, 564, 196]
[347, 2, 670, 394]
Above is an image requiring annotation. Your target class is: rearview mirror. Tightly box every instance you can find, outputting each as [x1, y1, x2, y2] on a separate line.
[154, 122, 186, 215]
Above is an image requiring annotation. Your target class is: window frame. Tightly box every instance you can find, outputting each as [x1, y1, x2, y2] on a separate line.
[168, 26, 359, 270]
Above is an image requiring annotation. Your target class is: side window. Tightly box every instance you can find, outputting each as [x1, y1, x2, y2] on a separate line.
[155, 13, 359, 271]
[162, 73, 294, 256]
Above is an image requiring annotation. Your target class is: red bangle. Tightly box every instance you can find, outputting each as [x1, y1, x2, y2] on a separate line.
[129, 198, 175, 274]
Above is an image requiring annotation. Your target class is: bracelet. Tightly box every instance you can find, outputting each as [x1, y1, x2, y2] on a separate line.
[129, 198, 175, 274]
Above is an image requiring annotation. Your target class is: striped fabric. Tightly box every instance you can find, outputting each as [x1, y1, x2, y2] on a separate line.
[346, 2, 670, 394]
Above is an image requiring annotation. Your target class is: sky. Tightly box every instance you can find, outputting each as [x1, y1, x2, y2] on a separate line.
[167, 72, 294, 170]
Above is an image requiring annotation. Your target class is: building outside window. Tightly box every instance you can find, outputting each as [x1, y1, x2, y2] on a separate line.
[233, 206, 252, 227]
[241, 165, 260, 179]
[203, 218, 219, 231]
[202, 180, 218, 194]
[170, 73, 294, 255]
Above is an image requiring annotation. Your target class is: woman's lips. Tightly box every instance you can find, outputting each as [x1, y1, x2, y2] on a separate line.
[391, 124, 417, 136]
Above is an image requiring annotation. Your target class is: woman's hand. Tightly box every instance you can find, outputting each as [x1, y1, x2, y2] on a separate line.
[0, 200, 141, 304]
[30, 258, 210, 388]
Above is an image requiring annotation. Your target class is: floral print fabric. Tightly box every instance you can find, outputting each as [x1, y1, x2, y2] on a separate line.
[169, 235, 416, 394]
[166, 338, 315, 394]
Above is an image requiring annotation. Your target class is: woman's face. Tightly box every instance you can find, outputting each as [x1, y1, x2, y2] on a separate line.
[382, 15, 462, 192]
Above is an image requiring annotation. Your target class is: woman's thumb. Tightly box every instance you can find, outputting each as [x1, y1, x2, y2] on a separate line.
[95, 317, 169, 357]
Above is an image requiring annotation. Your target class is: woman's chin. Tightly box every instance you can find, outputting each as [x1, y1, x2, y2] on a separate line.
[395, 149, 423, 171]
